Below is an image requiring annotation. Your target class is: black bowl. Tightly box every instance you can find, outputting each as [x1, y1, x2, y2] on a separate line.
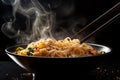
[5, 43, 111, 79]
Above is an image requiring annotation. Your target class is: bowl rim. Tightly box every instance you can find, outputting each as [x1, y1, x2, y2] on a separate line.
[5, 43, 111, 59]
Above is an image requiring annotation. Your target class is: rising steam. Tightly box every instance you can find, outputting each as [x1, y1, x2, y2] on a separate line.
[1, 0, 55, 44]
[1, 0, 90, 44]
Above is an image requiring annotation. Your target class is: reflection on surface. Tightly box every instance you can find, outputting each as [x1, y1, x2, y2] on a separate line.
[2, 72, 34, 80]
[2, 66, 120, 80]
[0, 61, 120, 80]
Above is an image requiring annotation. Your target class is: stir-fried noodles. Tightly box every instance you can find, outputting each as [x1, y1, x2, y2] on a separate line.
[14, 37, 103, 57]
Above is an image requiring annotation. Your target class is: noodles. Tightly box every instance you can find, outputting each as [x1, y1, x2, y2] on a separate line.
[15, 37, 102, 57]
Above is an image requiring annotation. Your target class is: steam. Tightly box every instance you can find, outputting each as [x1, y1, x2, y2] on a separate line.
[1, 0, 90, 44]
[1, 0, 55, 44]
[1, 0, 15, 5]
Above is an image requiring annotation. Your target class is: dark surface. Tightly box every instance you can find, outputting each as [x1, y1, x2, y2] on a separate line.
[0, 61, 120, 80]
[0, 61, 32, 80]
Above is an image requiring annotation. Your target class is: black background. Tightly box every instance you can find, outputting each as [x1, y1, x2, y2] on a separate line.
[0, 0, 120, 61]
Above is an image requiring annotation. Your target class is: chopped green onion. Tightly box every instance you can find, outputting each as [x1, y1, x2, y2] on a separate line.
[16, 47, 24, 51]
[28, 47, 34, 52]
[27, 52, 31, 55]
[27, 47, 34, 55]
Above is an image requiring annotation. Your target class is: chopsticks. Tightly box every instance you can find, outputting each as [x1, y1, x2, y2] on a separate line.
[81, 13, 120, 43]
[71, 2, 120, 43]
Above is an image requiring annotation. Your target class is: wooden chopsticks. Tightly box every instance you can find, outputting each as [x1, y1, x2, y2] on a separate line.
[71, 2, 120, 43]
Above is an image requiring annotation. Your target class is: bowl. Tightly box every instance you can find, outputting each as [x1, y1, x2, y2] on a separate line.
[5, 43, 111, 79]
